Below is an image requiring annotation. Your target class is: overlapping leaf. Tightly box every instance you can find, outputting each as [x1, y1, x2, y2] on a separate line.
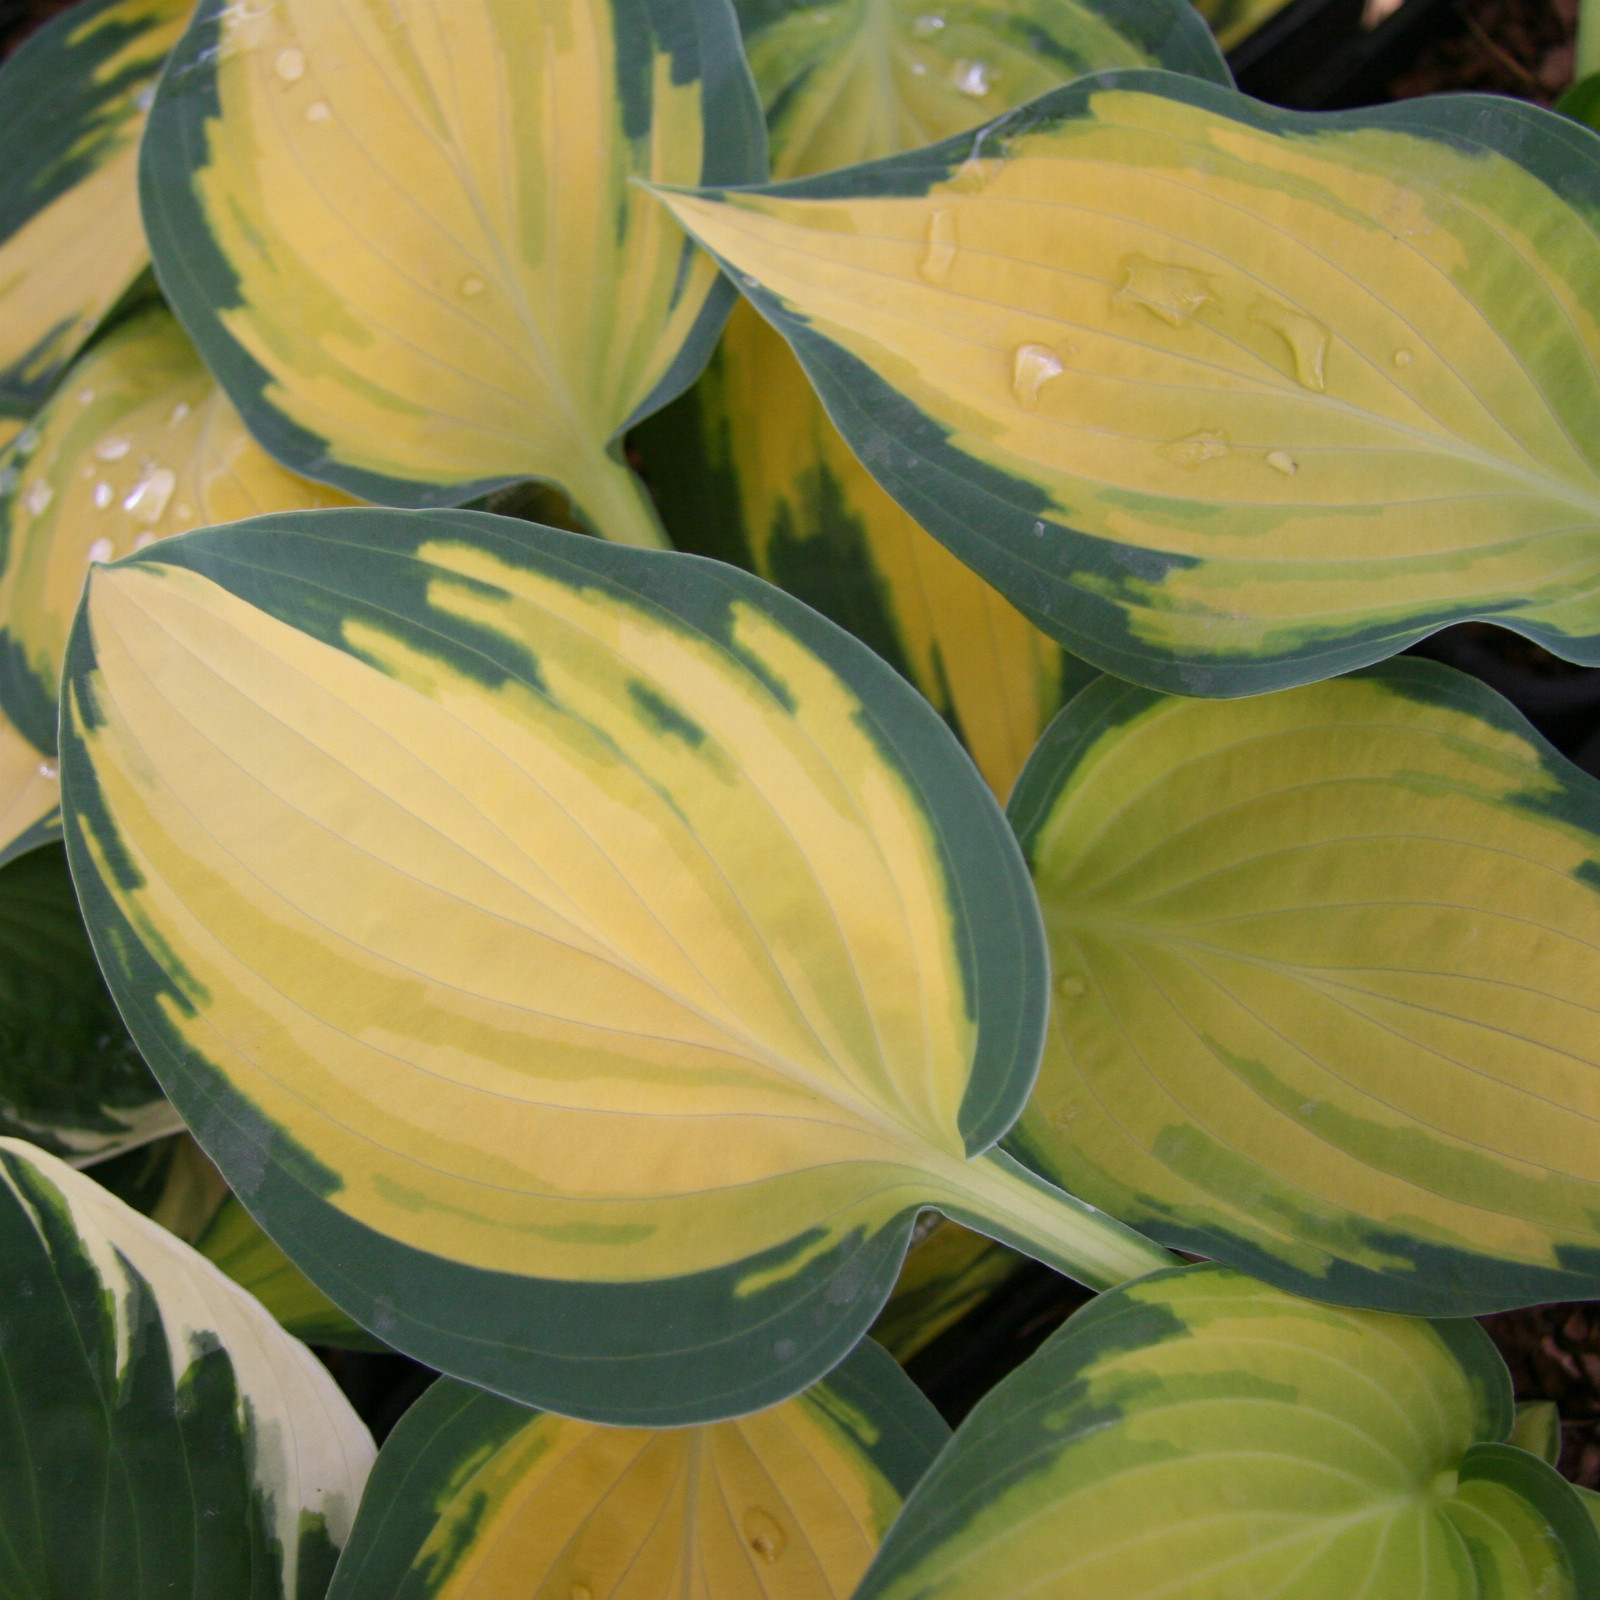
[656, 74, 1600, 695]
[328, 1338, 945, 1600]
[0, 706, 60, 866]
[140, 0, 766, 547]
[0, 304, 357, 757]
[0, 1136, 373, 1599]
[0, 0, 189, 445]
[60, 506, 1171, 1423]
[638, 0, 1219, 796]
[0, 843, 176, 1165]
[869, 1217, 1026, 1361]
[856, 1264, 1600, 1600]
[1006, 659, 1600, 1314]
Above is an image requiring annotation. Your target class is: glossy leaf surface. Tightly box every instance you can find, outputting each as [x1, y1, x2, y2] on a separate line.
[0, 843, 176, 1165]
[329, 1338, 945, 1600]
[658, 75, 1600, 695]
[0, 1136, 373, 1599]
[856, 1264, 1600, 1600]
[0, 305, 357, 758]
[1008, 659, 1600, 1315]
[0, 0, 189, 441]
[140, 0, 766, 548]
[61, 507, 1172, 1423]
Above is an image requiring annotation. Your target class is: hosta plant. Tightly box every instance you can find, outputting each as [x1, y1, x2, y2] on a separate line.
[6, 0, 1600, 1594]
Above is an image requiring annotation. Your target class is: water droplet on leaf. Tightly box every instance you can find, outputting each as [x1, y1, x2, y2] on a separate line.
[459, 274, 486, 298]
[94, 482, 113, 508]
[37, 762, 57, 781]
[1159, 430, 1228, 469]
[744, 1509, 788, 1563]
[95, 436, 131, 461]
[170, 402, 191, 423]
[1012, 343, 1064, 407]
[1114, 256, 1216, 328]
[87, 537, 114, 564]
[23, 480, 52, 515]
[911, 12, 945, 34]
[1250, 298, 1328, 392]
[910, 59, 926, 74]
[305, 99, 331, 122]
[76, 388, 95, 406]
[275, 46, 305, 81]
[950, 59, 991, 96]
[920, 209, 957, 283]
[123, 467, 176, 523]
[1265, 450, 1297, 475]
[1394, 348, 1413, 367]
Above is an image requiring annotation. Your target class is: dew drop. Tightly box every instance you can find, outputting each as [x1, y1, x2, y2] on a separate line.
[37, 761, 57, 780]
[910, 59, 926, 74]
[1250, 297, 1328, 392]
[93, 482, 113, 509]
[740, 273, 759, 288]
[919, 209, 957, 284]
[23, 480, 52, 515]
[169, 401, 191, 423]
[1159, 430, 1228, 470]
[1393, 348, 1413, 368]
[76, 388, 95, 406]
[569, 1586, 593, 1600]
[305, 99, 331, 122]
[123, 466, 176, 523]
[134, 532, 157, 550]
[459, 274, 486, 298]
[950, 58, 991, 97]
[94, 435, 131, 461]
[174, 503, 195, 523]
[134, 85, 155, 112]
[1114, 256, 1215, 328]
[275, 46, 305, 81]
[1265, 450, 1297, 476]
[1032, 519, 1046, 537]
[743, 1509, 788, 1564]
[87, 537, 115, 564]
[1011, 343, 1064, 408]
[910, 12, 945, 34]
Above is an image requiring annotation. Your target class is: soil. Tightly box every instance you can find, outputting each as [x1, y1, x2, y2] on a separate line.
[1388, 0, 1578, 102]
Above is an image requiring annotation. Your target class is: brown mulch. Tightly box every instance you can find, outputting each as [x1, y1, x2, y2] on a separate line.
[1389, 0, 1577, 103]
[1483, 1306, 1600, 1487]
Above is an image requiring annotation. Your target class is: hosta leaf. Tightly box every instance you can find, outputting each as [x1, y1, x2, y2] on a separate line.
[0, 706, 60, 867]
[0, 1136, 373, 1600]
[1510, 1400, 1562, 1466]
[736, 0, 1226, 181]
[328, 1338, 945, 1600]
[656, 74, 1600, 696]
[0, 0, 189, 441]
[0, 304, 357, 758]
[869, 1217, 1026, 1361]
[60, 506, 1172, 1424]
[855, 1264, 1600, 1600]
[1006, 659, 1600, 1315]
[140, 0, 766, 549]
[0, 843, 177, 1165]
[95, 1133, 388, 1349]
[638, 0, 1215, 797]
[1192, 0, 1292, 51]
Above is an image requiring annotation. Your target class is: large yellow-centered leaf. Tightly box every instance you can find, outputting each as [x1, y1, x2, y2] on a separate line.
[1005, 659, 1600, 1315]
[655, 74, 1600, 696]
[855, 1264, 1600, 1600]
[59, 506, 1173, 1424]
[138, 0, 767, 549]
[0, 304, 357, 759]
[637, 1, 1225, 796]
[0, 0, 189, 445]
[327, 1339, 946, 1600]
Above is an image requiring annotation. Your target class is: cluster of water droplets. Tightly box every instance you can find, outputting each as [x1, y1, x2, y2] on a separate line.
[900, 13, 994, 96]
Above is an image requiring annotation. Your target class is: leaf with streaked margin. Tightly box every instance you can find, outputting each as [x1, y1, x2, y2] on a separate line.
[869, 1217, 1027, 1361]
[0, 0, 190, 437]
[1006, 658, 1600, 1316]
[855, 1264, 1600, 1600]
[0, 1136, 373, 1600]
[655, 74, 1600, 696]
[327, 1338, 945, 1600]
[60, 506, 1173, 1425]
[139, 0, 766, 548]
[0, 303, 359, 758]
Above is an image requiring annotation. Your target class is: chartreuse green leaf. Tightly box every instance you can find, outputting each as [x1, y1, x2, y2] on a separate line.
[59, 506, 1173, 1424]
[656, 74, 1600, 696]
[328, 1338, 945, 1600]
[0, 843, 177, 1165]
[1006, 658, 1600, 1315]
[855, 1264, 1600, 1600]
[639, 2, 1219, 797]
[1191, 0, 1292, 50]
[1511, 1401, 1563, 1466]
[0, 304, 358, 759]
[0, 1136, 374, 1599]
[138, 0, 765, 550]
[869, 1218, 1027, 1361]
[94, 1133, 387, 1349]
[0, 0, 190, 447]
